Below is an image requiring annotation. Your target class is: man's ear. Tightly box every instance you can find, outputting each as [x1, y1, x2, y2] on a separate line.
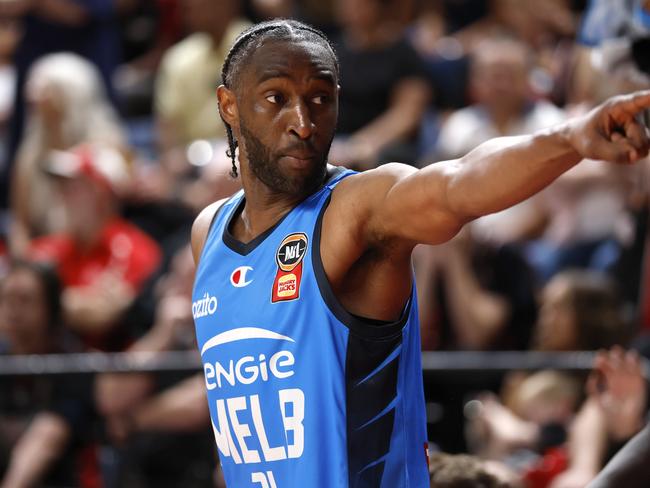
[217, 85, 239, 130]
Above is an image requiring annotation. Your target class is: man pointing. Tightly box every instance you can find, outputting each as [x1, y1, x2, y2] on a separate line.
[191, 19, 650, 488]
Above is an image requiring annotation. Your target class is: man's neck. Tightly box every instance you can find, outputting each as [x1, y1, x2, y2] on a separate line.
[234, 180, 307, 244]
[232, 166, 332, 243]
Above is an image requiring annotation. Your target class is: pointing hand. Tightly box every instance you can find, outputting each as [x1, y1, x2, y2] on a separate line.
[568, 90, 650, 164]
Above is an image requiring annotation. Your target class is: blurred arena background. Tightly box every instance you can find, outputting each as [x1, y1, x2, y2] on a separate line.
[1, 0, 650, 486]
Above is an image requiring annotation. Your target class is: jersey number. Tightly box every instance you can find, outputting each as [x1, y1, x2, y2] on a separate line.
[252, 471, 277, 488]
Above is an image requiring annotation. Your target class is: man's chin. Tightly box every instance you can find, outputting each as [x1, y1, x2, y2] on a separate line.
[276, 161, 326, 194]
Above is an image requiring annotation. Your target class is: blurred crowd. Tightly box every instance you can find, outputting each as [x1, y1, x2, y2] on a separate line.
[0, 0, 650, 486]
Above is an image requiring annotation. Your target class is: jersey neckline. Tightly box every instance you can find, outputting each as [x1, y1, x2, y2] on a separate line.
[221, 166, 348, 256]
[222, 195, 289, 256]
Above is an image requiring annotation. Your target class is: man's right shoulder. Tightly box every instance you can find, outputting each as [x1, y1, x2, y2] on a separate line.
[191, 198, 228, 266]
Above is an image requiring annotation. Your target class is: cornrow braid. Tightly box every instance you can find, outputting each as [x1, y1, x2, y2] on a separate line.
[217, 19, 339, 178]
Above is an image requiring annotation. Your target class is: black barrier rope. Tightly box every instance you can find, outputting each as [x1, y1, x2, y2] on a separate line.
[422, 351, 604, 373]
[0, 351, 648, 378]
[0, 350, 202, 376]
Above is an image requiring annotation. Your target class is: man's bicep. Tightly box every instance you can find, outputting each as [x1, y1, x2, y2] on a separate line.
[367, 162, 467, 246]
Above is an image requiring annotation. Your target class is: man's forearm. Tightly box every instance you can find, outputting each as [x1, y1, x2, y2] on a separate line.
[371, 91, 648, 246]
[445, 124, 582, 221]
[381, 124, 583, 246]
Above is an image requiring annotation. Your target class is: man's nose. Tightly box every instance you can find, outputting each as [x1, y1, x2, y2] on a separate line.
[287, 100, 314, 140]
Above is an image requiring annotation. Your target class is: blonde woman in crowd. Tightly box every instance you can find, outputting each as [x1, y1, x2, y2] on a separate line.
[9, 52, 125, 256]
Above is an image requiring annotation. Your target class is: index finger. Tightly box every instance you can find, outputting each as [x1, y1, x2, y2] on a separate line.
[612, 90, 650, 114]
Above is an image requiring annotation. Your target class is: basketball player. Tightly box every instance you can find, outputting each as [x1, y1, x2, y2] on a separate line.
[191, 19, 650, 487]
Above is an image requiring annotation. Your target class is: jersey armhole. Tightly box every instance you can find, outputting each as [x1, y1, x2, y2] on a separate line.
[311, 194, 412, 341]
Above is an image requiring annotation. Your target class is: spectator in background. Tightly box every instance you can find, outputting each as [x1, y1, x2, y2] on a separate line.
[28, 143, 161, 351]
[521, 36, 648, 284]
[0, 18, 17, 268]
[432, 37, 565, 245]
[94, 245, 214, 487]
[435, 37, 565, 161]
[0, 20, 18, 169]
[415, 229, 537, 351]
[414, 227, 537, 456]
[0, 260, 97, 488]
[329, 0, 431, 169]
[454, 0, 578, 103]
[586, 347, 647, 448]
[567, 347, 649, 487]
[142, 0, 248, 221]
[249, 0, 297, 20]
[154, 0, 250, 154]
[428, 452, 521, 487]
[112, 0, 185, 119]
[0, 0, 136, 212]
[547, 346, 648, 488]
[578, 0, 650, 49]
[466, 270, 632, 487]
[531, 270, 630, 352]
[9, 53, 125, 256]
[521, 0, 650, 288]
[416, 38, 550, 351]
[407, 0, 471, 115]
[523, 157, 638, 283]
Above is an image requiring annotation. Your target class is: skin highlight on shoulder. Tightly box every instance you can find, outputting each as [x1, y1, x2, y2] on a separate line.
[191, 198, 229, 265]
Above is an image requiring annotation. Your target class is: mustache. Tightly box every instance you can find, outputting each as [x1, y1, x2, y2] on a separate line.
[278, 141, 318, 154]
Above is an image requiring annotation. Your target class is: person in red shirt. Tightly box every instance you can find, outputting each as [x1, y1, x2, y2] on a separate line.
[28, 143, 162, 350]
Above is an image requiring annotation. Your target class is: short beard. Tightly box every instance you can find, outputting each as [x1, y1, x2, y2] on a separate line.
[239, 121, 330, 197]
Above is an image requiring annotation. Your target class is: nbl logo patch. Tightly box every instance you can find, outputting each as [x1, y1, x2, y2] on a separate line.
[272, 233, 307, 303]
[276, 233, 307, 271]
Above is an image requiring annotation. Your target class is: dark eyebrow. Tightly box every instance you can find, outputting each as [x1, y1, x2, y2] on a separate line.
[256, 69, 336, 86]
[258, 69, 290, 84]
[313, 70, 336, 85]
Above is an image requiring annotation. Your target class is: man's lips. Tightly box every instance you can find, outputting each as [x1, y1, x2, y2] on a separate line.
[280, 153, 317, 167]
[281, 152, 316, 160]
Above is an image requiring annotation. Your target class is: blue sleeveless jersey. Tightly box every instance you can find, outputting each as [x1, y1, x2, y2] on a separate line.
[192, 169, 429, 487]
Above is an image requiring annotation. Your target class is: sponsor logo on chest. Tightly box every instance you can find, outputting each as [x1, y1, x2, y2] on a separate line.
[192, 292, 218, 319]
[201, 328, 305, 468]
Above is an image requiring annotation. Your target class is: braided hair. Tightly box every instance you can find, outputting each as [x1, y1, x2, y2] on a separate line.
[219, 19, 339, 178]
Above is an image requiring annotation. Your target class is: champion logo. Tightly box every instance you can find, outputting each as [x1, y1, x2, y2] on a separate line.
[192, 292, 218, 319]
[230, 266, 253, 287]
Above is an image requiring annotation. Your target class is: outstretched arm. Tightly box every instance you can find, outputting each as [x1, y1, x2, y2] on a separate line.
[339, 91, 650, 248]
